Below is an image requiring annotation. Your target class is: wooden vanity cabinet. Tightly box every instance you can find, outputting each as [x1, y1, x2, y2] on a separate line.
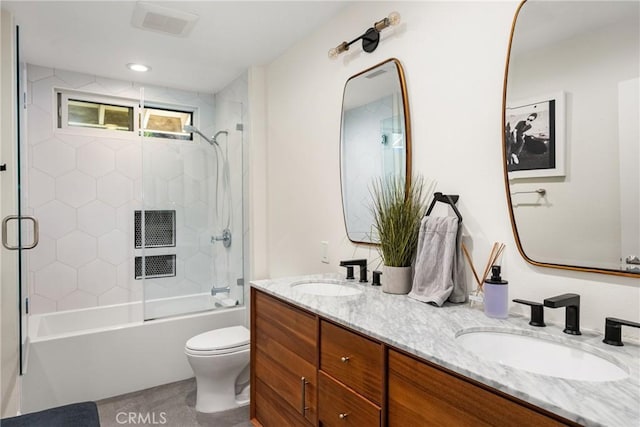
[251, 289, 577, 427]
[251, 290, 318, 426]
[387, 349, 575, 427]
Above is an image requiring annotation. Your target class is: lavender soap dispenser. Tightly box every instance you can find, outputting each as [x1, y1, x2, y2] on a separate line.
[484, 265, 508, 319]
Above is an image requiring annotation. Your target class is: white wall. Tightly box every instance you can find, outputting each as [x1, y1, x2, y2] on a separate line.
[264, 1, 639, 337]
[508, 19, 638, 268]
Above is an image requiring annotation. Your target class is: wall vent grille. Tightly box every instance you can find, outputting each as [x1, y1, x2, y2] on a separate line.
[135, 255, 176, 279]
[135, 210, 176, 248]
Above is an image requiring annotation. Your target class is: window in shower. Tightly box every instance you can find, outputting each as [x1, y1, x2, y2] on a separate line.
[141, 106, 193, 141]
[56, 90, 194, 142]
[57, 90, 137, 133]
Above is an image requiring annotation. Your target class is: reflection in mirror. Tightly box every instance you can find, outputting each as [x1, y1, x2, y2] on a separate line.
[341, 58, 410, 244]
[504, 0, 639, 277]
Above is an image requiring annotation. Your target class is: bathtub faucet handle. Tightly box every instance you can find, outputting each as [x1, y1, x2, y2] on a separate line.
[211, 229, 232, 248]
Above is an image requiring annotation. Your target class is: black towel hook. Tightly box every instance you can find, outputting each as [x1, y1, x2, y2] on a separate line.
[425, 192, 463, 223]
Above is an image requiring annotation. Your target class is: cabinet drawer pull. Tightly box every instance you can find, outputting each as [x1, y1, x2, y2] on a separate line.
[341, 356, 350, 363]
[300, 377, 309, 414]
[339, 413, 349, 419]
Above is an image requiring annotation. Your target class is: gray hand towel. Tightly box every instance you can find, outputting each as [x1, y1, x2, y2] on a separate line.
[408, 216, 466, 306]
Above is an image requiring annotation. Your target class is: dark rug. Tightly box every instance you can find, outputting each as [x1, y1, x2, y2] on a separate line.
[1, 401, 100, 427]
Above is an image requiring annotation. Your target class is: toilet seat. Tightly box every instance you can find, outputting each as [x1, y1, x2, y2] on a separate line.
[185, 326, 249, 356]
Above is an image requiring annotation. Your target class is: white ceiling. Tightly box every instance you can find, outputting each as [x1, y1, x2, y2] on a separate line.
[2, 1, 350, 93]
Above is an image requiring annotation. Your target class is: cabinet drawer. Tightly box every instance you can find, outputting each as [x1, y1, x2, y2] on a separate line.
[254, 291, 317, 364]
[318, 371, 380, 427]
[320, 321, 383, 405]
[388, 349, 573, 427]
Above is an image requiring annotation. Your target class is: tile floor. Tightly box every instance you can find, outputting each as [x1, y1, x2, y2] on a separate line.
[97, 378, 251, 427]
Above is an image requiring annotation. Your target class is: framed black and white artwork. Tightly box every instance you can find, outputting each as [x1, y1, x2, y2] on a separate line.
[505, 92, 565, 178]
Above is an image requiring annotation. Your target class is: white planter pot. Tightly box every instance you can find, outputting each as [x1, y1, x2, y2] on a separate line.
[382, 265, 413, 294]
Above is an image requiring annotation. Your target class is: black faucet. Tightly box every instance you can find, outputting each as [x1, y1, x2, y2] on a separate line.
[339, 259, 367, 283]
[513, 299, 546, 327]
[543, 293, 581, 335]
[603, 317, 640, 346]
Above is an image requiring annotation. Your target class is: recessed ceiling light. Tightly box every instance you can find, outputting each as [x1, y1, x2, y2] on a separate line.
[127, 63, 151, 72]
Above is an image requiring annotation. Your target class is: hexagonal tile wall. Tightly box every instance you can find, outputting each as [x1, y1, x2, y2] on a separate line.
[57, 290, 97, 312]
[56, 171, 97, 208]
[23, 65, 243, 314]
[79, 260, 117, 296]
[98, 287, 131, 306]
[27, 234, 56, 272]
[150, 147, 184, 180]
[98, 230, 129, 265]
[28, 294, 57, 315]
[97, 172, 134, 208]
[78, 200, 116, 237]
[116, 145, 142, 179]
[34, 262, 77, 301]
[34, 200, 77, 239]
[77, 142, 116, 177]
[185, 253, 212, 285]
[57, 231, 97, 268]
[28, 169, 56, 207]
[32, 138, 76, 177]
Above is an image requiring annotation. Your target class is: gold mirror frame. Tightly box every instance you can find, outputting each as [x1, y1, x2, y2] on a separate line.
[340, 58, 412, 245]
[502, 0, 638, 278]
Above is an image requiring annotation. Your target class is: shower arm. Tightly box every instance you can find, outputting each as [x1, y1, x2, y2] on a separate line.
[183, 125, 217, 146]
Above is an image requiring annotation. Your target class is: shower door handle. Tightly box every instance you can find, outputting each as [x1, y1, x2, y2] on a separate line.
[2, 215, 39, 250]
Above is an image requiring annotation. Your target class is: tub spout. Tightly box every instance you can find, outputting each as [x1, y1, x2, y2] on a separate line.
[211, 286, 230, 296]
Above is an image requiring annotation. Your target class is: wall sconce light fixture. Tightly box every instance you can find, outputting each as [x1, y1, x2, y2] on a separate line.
[328, 11, 401, 59]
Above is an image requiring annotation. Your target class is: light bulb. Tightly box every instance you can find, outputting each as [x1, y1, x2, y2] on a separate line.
[387, 11, 401, 26]
[328, 42, 349, 59]
[127, 63, 151, 72]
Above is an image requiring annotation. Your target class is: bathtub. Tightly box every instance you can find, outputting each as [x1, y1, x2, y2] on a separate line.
[21, 293, 246, 413]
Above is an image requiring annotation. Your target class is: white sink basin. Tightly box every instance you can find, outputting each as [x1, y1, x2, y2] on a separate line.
[291, 281, 363, 297]
[456, 330, 628, 382]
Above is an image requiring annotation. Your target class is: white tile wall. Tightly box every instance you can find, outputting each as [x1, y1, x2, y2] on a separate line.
[56, 231, 97, 268]
[25, 64, 247, 314]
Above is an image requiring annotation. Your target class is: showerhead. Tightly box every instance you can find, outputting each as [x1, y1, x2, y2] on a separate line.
[183, 125, 229, 146]
[183, 125, 216, 146]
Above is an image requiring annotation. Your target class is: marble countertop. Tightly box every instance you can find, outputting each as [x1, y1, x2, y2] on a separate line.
[250, 273, 640, 427]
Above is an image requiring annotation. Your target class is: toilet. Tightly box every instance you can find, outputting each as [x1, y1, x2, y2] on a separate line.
[185, 325, 250, 413]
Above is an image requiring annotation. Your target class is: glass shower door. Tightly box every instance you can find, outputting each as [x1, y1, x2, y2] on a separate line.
[139, 91, 244, 320]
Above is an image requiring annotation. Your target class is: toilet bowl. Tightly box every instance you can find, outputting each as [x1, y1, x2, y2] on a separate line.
[185, 325, 250, 413]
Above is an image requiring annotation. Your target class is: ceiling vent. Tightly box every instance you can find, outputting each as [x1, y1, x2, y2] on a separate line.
[131, 2, 199, 37]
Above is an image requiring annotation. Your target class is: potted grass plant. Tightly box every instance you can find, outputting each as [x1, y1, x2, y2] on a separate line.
[371, 175, 432, 294]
